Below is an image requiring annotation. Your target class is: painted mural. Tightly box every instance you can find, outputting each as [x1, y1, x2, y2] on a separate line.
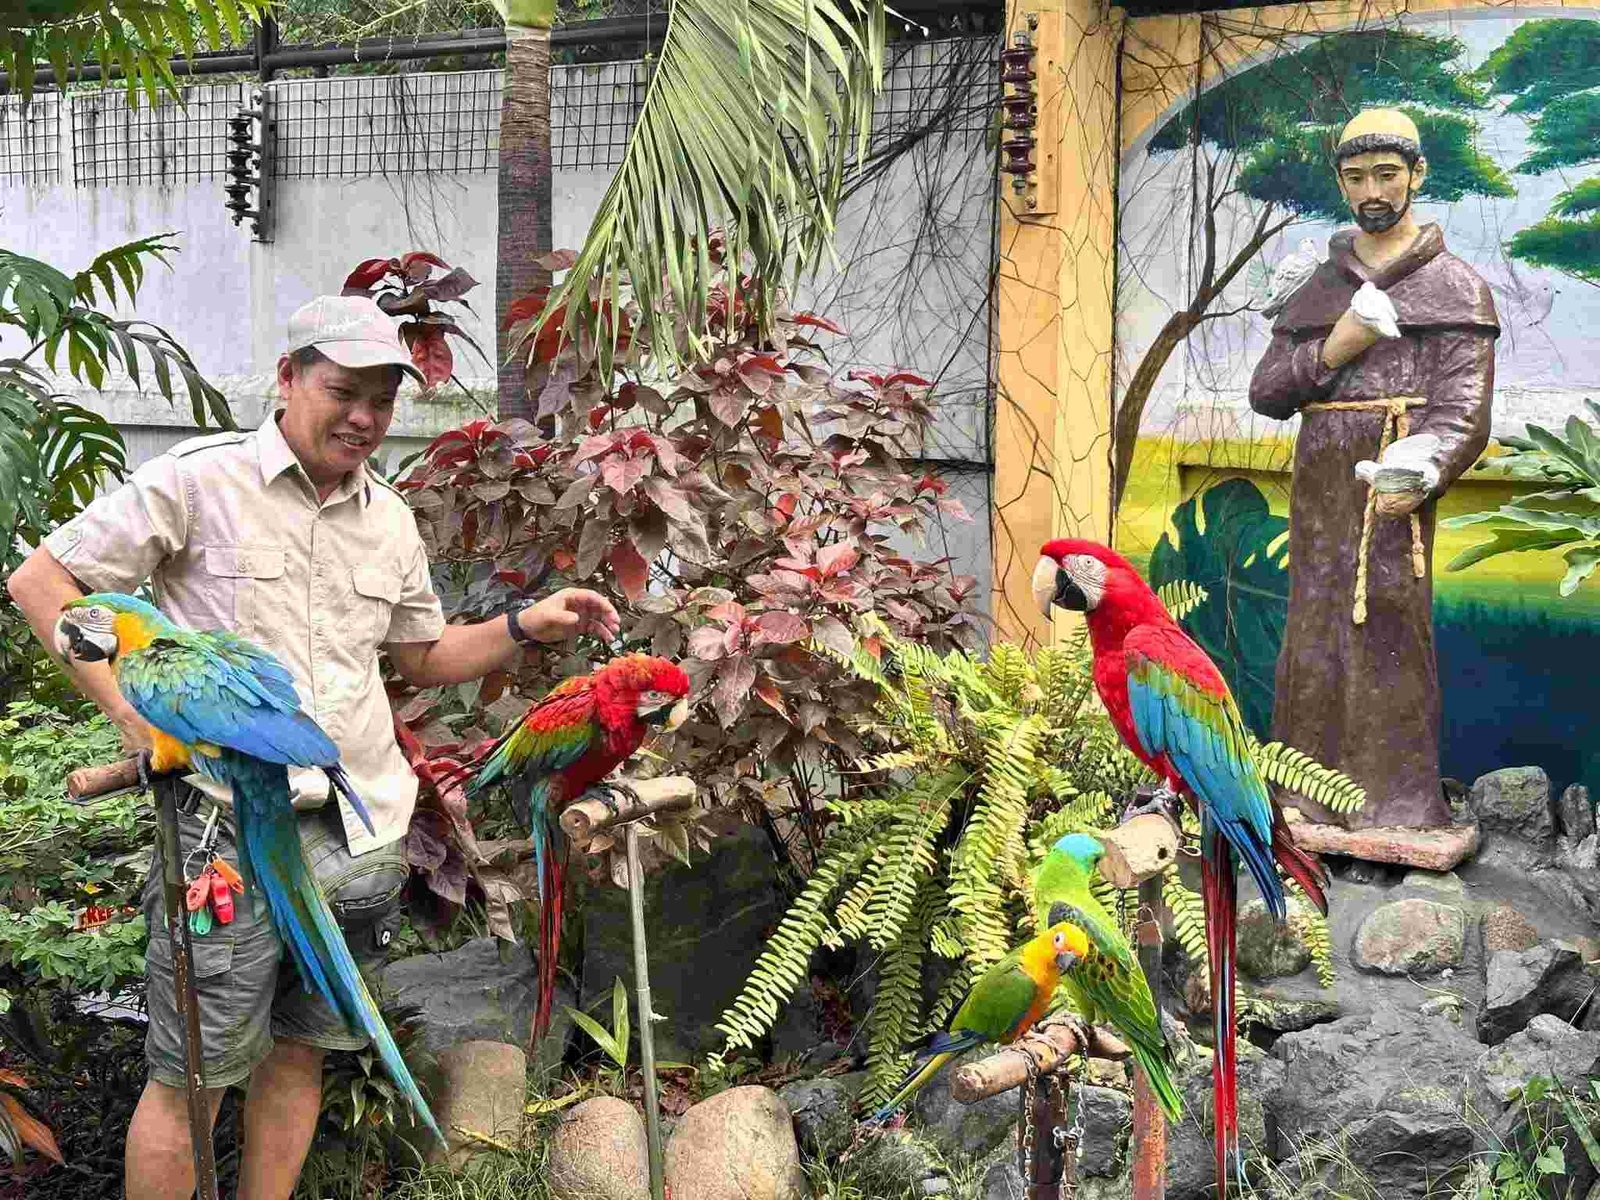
[1113, 5, 1600, 795]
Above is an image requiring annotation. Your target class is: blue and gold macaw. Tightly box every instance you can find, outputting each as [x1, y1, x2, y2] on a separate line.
[54, 593, 442, 1146]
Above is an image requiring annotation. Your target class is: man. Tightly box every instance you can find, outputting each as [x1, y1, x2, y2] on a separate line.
[1248, 109, 1498, 830]
[6, 295, 621, 1199]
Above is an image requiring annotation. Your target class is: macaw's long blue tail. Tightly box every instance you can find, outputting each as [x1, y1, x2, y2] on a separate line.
[225, 754, 444, 1148]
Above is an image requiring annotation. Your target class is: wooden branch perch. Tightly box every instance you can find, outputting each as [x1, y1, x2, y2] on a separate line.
[1097, 813, 1180, 889]
[68, 757, 141, 800]
[558, 776, 697, 842]
[950, 1022, 1131, 1104]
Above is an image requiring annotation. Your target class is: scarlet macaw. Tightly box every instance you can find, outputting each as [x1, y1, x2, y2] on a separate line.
[868, 921, 1091, 1122]
[1034, 832, 1183, 1122]
[461, 652, 691, 1038]
[53, 593, 443, 1145]
[1032, 541, 1328, 1194]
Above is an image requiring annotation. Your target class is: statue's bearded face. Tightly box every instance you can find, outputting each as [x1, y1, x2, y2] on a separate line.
[1336, 150, 1423, 233]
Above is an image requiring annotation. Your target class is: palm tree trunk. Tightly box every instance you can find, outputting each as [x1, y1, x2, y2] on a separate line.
[496, 23, 553, 421]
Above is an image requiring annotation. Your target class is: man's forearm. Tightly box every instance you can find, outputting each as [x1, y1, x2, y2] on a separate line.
[6, 548, 148, 737]
[387, 617, 519, 689]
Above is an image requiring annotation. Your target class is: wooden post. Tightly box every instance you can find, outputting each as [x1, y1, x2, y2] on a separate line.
[991, 0, 1121, 647]
[1027, 1073, 1068, 1200]
[625, 824, 665, 1200]
[951, 1022, 1129, 1103]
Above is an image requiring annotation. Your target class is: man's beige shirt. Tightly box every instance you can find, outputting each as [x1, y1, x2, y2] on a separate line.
[44, 415, 446, 854]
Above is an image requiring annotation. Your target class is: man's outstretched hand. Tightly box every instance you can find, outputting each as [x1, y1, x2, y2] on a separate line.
[517, 588, 622, 643]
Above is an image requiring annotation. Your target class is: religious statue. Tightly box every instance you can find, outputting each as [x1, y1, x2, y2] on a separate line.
[1248, 108, 1499, 830]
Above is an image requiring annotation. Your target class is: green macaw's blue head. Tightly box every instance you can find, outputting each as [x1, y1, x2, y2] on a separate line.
[1051, 832, 1106, 867]
[54, 592, 166, 665]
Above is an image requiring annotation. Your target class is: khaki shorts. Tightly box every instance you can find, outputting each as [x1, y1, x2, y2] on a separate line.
[140, 786, 408, 1089]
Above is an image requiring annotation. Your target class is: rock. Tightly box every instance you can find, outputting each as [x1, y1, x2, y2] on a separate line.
[1559, 785, 1596, 843]
[778, 1072, 865, 1161]
[1476, 1014, 1600, 1108]
[1567, 833, 1600, 872]
[664, 1085, 805, 1200]
[428, 1041, 528, 1169]
[1480, 942, 1594, 1045]
[1286, 822, 1478, 872]
[1400, 869, 1466, 904]
[382, 938, 572, 1066]
[1276, 1109, 1477, 1199]
[981, 1158, 1025, 1200]
[912, 1050, 1018, 1158]
[1471, 766, 1555, 844]
[856, 1130, 944, 1192]
[1352, 899, 1466, 976]
[1419, 994, 1464, 1023]
[583, 827, 783, 1062]
[1482, 904, 1540, 955]
[1246, 997, 1343, 1034]
[548, 1096, 650, 1200]
[1077, 1085, 1132, 1178]
[1238, 897, 1313, 979]
[921, 1179, 951, 1196]
[1269, 1008, 1492, 1198]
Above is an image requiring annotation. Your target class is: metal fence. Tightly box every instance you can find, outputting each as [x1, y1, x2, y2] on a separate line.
[0, 36, 991, 187]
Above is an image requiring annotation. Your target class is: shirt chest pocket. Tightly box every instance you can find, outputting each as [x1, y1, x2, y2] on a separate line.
[350, 566, 401, 647]
[201, 546, 286, 643]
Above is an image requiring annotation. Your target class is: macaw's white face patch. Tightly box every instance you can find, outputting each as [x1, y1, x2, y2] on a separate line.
[1063, 553, 1109, 611]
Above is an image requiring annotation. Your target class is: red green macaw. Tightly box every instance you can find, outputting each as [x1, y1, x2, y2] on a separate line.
[1034, 832, 1183, 1122]
[53, 593, 443, 1146]
[868, 921, 1091, 1122]
[1033, 540, 1328, 1195]
[462, 652, 691, 1037]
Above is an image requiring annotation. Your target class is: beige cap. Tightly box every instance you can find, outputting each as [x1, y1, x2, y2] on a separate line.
[286, 295, 424, 384]
[1337, 108, 1421, 153]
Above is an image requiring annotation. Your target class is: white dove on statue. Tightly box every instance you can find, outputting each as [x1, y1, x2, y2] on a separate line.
[1259, 238, 1322, 319]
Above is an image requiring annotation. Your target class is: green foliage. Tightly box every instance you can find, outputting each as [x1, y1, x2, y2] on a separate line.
[1148, 478, 1289, 739]
[0, 0, 268, 105]
[1445, 402, 1600, 593]
[1256, 742, 1367, 816]
[1468, 1075, 1600, 1200]
[566, 975, 630, 1072]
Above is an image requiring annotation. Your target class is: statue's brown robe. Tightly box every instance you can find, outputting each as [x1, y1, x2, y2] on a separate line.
[1248, 223, 1498, 829]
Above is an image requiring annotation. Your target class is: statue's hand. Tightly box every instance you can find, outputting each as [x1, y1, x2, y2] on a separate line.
[1322, 308, 1383, 369]
[1375, 491, 1426, 517]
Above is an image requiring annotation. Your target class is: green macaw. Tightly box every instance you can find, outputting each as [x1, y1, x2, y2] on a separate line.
[1034, 832, 1184, 1122]
[868, 921, 1092, 1122]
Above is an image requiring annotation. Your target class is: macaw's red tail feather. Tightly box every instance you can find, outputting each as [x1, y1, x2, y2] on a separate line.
[1271, 808, 1329, 915]
[1201, 833, 1239, 1198]
[533, 846, 564, 1041]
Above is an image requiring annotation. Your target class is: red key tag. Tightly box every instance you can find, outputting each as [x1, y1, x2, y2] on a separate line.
[210, 870, 235, 925]
[185, 873, 211, 913]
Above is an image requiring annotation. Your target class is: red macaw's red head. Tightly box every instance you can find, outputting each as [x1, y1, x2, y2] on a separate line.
[1032, 539, 1153, 617]
[593, 653, 693, 734]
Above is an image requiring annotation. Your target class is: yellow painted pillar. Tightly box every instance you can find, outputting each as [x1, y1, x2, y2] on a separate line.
[990, 0, 1122, 647]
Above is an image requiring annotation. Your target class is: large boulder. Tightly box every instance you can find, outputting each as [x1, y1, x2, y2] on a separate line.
[1268, 1007, 1491, 1198]
[1558, 784, 1596, 844]
[1167, 1042, 1282, 1200]
[1477, 1017, 1600, 1200]
[1352, 899, 1466, 976]
[381, 937, 574, 1069]
[426, 1040, 527, 1168]
[1238, 897, 1313, 980]
[1472, 767, 1555, 844]
[583, 827, 783, 1061]
[663, 1085, 805, 1200]
[1076, 1085, 1133, 1178]
[548, 1096, 650, 1200]
[777, 1072, 865, 1161]
[1479, 941, 1594, 1045]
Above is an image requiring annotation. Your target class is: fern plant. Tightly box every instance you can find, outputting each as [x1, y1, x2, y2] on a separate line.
[711, 624, 1359, 1105]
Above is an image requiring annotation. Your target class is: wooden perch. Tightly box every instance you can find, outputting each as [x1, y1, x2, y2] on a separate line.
[559, 776, 697, 842]
[68, 757, 142, 800]
[950, 1022, 1131, 1104]
[1097, 813, 1180, 889]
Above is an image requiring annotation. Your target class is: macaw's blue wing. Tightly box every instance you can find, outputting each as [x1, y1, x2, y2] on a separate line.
[118, 632, 373, 834]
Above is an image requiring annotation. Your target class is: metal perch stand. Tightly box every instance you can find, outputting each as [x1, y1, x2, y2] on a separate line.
[953, 812, 1179, 1200]
[560, 775, 697, 1200]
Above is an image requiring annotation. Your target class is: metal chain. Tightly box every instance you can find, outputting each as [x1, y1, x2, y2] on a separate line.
[1017, 1047, 1039, 1191]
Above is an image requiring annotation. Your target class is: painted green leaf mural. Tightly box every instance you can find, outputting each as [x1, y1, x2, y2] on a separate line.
[1147, 478, 1289, 738]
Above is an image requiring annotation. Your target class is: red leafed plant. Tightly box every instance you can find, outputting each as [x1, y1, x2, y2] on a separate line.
[0, 1067, 63, 1168]
[385, 251, 982, 910]
[342, 252, 485, 392]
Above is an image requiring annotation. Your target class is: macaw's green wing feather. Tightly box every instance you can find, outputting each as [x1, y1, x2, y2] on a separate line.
[1124, 624, 1282, 917]
[953, 957, 1043, 1043]
[466, 681, 600, 796]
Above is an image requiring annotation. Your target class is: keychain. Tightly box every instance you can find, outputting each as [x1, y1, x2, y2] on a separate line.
[183, 806, 227, 936]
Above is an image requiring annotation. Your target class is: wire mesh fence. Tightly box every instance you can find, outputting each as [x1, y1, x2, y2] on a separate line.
[0, 93, 62, 183]
[70, 83, 248, 185]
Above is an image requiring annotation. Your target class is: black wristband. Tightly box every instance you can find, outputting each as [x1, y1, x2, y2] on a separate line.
[507, 605, 537, 647]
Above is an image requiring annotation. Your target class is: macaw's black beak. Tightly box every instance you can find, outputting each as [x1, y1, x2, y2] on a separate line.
[54, 617, 109, 663]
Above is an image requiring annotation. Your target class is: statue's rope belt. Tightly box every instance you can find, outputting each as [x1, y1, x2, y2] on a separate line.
[1301, 395, 1428, 626]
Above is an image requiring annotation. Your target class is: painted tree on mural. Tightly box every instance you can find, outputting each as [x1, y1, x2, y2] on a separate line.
[1115, 26, 1512, 506]
[1478, 19, 1600, 287]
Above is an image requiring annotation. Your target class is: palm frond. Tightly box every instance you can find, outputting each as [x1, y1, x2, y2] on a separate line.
[527, 0, 886, 378]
